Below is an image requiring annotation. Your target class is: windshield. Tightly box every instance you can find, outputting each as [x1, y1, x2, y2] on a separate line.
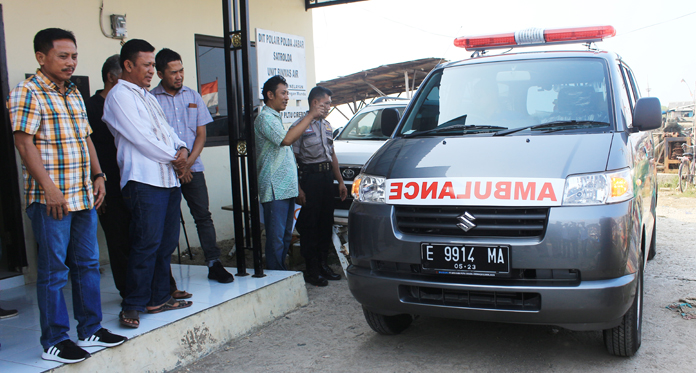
[399, 58, 612, 136]
[338, 106, 406, 140]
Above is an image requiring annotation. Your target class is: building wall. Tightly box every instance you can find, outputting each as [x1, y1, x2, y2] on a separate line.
[2, 0, 315, 282]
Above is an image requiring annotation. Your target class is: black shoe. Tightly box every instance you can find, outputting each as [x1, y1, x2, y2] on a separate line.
[208, 261, 235, 283]
[77, 328, 127, 348]
[0, 307, 18, 319]
[320, 263, 341, 281]
[42, 339, 90, 364]
[304, 273, 328, 287]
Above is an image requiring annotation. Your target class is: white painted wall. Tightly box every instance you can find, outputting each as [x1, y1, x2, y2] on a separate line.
[2, 0, 316, 282]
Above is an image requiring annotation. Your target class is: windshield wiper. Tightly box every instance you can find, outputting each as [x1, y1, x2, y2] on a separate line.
[403, 124, 508, 138]
[493, 120, 610, 136]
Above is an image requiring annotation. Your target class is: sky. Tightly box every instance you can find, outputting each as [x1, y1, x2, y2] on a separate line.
[312, 0, 696, 127]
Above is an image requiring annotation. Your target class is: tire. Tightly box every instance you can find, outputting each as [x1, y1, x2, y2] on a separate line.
[679, 161, 688, 192]
[603, 251, 643, 357]
[647, 220, 657, 261]
[362, 306, 413, 335]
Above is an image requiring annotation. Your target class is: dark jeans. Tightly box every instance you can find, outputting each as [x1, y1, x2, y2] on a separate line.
[262, 197, 295, 270]
[296, 170, 334, 269]
[181, 172, 220, 262]
[121, 181, 181, 311]
[26, 203, 102, 349]
[97, 191, 131, 299]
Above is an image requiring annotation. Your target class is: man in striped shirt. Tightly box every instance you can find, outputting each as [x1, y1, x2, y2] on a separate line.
[9, 28, 126, 364]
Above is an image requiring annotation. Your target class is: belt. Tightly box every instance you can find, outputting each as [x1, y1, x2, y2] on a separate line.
[300, 162, 332, 173]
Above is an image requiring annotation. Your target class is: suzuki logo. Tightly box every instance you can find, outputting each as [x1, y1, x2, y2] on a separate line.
[457, 212, 476, 232]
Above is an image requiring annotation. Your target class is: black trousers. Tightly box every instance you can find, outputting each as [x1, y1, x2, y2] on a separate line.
[98, 191, 131, 299]
[296, 170, 334, 273]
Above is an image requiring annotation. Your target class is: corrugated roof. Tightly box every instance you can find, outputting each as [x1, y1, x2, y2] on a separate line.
[317, 57, 445, 106]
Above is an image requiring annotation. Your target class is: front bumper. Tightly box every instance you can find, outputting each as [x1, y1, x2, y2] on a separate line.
[347, 265, 636, 331]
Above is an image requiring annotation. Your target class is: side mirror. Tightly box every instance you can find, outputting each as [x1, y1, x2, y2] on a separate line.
[380, 108, 400, 137]
[632, 97, 662, 132]
[333, 127, 342, 139]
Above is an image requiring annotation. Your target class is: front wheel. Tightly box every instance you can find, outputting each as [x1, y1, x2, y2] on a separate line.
[362, 306, 413, 335]
[679, 160, 690, 192]
[603, 251, 643, 356]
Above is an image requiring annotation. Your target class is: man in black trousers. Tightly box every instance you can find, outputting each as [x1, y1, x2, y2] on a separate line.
[291, 86, 347, 286]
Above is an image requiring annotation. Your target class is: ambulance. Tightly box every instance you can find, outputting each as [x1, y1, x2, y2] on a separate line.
[347, 26, 661, 357]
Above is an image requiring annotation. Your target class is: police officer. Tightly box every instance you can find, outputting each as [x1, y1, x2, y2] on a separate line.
[291, 86, 347, 286]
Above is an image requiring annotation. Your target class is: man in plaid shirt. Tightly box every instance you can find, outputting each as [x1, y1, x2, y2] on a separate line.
[9, 28, 126, 364]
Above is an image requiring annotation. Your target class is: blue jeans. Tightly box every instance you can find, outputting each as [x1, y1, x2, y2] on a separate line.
[121, 181, 181, 311]
[262, 198, 295, 270]
[181, 172, 220, 262]
[26, 203, 102, 349]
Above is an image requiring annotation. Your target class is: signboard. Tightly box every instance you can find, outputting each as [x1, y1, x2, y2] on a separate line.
[281, 106, 309, 128]
[256, 28, 307, 100]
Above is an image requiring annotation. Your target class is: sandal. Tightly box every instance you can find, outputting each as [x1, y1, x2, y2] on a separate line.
[171, 290, 193, 299]
[119, 310, 140, 328]
[147, 297, 193, 314]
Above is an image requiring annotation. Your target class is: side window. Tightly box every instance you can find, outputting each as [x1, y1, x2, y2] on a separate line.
[400, 72, 441, 134]
[352, 111, 378, 136]
[618, 65, 634, 126]
[625, 65, 641, 101]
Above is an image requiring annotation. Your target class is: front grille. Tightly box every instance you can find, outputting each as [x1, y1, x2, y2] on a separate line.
[395, 206, 549, 238]
[400, 285, 541, 311]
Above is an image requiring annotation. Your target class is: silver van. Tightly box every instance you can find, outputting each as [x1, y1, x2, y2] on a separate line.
[347, 26, 661, 357]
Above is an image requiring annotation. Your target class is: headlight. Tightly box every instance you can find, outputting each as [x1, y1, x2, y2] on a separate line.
[562, 168, 633, 205]
[351, 173, 386, 203]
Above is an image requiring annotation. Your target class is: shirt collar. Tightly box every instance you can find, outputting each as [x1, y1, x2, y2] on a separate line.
[34, 69, 76, 94]
[262, 105, 281, 119]
[118, 79, 150, 95]
[151, 83, 190, 97]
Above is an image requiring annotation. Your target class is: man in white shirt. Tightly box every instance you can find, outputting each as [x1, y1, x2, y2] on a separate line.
[103, 39, 192, 329]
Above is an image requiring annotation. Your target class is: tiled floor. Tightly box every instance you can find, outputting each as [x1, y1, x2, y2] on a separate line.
[0, 264, 296, 372]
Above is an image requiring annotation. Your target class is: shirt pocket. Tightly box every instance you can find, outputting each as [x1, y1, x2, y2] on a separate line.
[301, 132, 323, 151]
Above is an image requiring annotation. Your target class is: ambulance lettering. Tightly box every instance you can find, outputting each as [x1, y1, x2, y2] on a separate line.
[404, 182, 419, 199]
[387, 179, 560, 204]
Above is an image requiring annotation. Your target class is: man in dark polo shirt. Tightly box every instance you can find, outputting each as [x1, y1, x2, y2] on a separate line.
[85, 55, 129, 297]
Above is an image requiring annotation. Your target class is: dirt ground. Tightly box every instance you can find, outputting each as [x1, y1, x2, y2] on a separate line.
[174, 190, 696, 372]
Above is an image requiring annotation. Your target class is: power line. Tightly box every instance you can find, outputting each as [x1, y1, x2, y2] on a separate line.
[616, 9, 696, 37]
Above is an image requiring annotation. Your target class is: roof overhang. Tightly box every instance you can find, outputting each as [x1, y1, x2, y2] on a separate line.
[305, 0, 368, 10]
[317, 57, 444, 106]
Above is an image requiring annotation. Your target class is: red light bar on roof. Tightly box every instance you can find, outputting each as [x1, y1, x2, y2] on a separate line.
[454, 25, 616, 51]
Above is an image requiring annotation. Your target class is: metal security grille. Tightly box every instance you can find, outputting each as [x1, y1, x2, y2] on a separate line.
[394, 206, 549, 238]
[401, 286, 541, 311]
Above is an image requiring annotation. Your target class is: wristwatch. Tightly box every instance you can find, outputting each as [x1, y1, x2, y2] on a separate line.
[92, 173, 107, 182]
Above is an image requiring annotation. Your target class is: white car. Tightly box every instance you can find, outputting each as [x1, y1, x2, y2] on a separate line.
[333, 98, 408, 224]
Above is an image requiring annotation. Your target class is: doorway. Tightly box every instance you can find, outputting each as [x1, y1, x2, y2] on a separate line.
[0, 4, 27, 279]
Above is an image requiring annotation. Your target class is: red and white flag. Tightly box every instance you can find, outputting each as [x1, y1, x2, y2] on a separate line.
[201, 79, 218, 108]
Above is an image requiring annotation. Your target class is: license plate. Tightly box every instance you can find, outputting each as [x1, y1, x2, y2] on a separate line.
[421, 243, 510, 276]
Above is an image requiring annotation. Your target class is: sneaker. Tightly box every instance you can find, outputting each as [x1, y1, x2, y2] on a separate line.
[208, 261, 234, 283]
[42, 339, 90, 364]
[0, 307, 18, 319]
[77, 328, 127, 348]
